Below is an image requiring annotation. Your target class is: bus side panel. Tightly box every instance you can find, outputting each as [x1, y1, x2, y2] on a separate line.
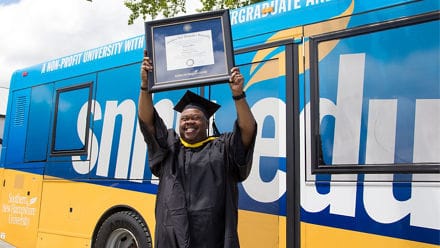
[0, 168, 43, 247]
[301, 222, 440, 248]
[90, 62, 144, 180]
[4, 89, 31, 166]
[0, 168, 3, 242]
[37, 180, 157, 247]
[25, 84, 54, 162]
[37, 232, 89, 248]
[300, 3, 440, 247]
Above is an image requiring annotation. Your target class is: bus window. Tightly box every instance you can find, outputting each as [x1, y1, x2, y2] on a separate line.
[51, 83, 92, 156]
[309, 13, 440, 174]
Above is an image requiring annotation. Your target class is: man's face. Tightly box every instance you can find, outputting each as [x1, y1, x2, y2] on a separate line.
[179, 108, 208, 144]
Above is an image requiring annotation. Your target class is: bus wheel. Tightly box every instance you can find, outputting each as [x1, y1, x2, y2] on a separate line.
[94, 210, 152, 248]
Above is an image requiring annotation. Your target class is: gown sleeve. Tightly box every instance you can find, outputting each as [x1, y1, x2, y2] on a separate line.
[226, 120, 258, 182]
[138, 108, 171, 177]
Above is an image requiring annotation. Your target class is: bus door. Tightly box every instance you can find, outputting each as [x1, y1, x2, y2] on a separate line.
[35, 74, 96, 247]
[209, 41, 300, 248]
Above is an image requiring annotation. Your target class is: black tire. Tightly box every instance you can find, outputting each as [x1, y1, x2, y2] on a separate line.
[94, 210, 152, 248]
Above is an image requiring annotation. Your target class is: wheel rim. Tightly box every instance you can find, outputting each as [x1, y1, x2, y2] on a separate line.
[105, 228, 139, 248]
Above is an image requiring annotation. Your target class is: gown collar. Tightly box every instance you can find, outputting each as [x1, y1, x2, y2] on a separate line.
[180, 136, 217, 148]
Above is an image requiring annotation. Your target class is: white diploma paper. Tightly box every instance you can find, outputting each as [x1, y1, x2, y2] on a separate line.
[165, 30, 215, 71]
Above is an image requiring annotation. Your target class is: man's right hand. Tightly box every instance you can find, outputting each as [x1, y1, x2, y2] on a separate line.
[141, 49, 153, 87]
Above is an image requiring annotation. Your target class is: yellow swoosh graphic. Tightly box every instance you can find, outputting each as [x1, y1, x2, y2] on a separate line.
[244, 0, 355, 91]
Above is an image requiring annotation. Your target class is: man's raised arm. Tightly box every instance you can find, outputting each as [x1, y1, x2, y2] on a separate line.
[229, 67, 257, 149]
[138, 50, 155, 135]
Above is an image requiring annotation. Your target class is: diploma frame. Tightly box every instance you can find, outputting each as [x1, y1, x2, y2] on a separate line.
[145, 9, 234, 92]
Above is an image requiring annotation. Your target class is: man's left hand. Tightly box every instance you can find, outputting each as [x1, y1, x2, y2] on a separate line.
[229, 67, 244, 96]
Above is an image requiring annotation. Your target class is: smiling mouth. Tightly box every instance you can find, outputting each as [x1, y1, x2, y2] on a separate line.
[184, 126, 197, 135]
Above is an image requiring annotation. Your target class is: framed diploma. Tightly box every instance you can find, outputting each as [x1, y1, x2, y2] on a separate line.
[145, 9, 234, 92]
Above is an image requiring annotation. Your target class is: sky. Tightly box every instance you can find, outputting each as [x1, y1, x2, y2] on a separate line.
[0, 0, 201, 88]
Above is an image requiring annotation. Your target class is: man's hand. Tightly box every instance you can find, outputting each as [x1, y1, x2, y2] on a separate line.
[141, 49, 153, 87]
[228, 66, 256, 149]
[229, 67, 244, 96]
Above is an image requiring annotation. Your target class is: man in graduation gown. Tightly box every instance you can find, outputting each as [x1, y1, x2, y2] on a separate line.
[138, 50, 257, 248]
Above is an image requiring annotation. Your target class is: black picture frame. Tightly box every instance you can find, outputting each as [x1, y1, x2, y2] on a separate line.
[145, 9, 234, 92]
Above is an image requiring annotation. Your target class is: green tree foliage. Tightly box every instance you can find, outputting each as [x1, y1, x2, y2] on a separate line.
[87, 0, 263, 24]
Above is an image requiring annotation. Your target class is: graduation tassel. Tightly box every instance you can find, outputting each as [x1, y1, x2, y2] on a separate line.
[212, 120, 220, 137]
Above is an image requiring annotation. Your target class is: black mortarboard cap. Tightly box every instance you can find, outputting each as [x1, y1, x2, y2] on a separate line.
[174, 90, 221, 119]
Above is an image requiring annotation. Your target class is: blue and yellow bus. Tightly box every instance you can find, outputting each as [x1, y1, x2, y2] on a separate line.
[1, 0, 439, 247]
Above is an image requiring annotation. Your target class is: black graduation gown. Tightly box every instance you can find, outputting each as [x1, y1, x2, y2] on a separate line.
[139, 109, 256, 248]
